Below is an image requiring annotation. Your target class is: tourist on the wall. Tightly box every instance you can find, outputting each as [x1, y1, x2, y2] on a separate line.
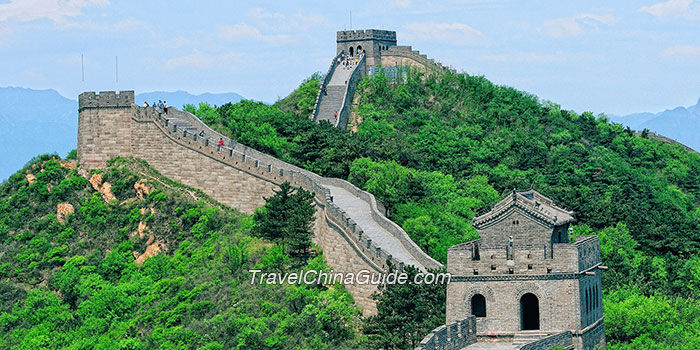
[143, 101, 149, 107]
[199, 130, 205, 137]
[163, 101, 168, 114]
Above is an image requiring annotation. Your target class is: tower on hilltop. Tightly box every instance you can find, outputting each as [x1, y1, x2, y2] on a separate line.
[446, 190, 605, 350]
[336, 29, 397, 68]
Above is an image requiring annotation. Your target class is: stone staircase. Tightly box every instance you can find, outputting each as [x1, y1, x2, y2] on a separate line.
[313, 56, 363, 127]
[512, 332, 547, 345]
[315, 85, 345, 125]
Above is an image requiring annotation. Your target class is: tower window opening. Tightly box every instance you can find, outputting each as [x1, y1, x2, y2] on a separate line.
[471, 294, 487, 318]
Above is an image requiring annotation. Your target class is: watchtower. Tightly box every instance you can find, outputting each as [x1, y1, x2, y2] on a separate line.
[77, 90, 135, 169]
[446, 190, 605, 349]
[336, 29, 396, 68]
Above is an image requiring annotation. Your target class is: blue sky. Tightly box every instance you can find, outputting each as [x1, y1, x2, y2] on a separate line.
[0, 0, 698, 115]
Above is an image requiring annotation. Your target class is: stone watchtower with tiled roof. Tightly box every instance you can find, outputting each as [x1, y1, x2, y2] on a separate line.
[445, 190, 606, 349]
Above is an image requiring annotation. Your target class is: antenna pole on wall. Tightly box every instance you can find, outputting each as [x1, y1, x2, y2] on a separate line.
[81, 53, 85, 92]
[115, 56, 119, 93]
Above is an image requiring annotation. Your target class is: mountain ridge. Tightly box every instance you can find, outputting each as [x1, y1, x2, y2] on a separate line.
[609, 97, 700, 152]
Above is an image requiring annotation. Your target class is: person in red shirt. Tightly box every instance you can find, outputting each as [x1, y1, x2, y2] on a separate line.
[218, 138, 225, 147]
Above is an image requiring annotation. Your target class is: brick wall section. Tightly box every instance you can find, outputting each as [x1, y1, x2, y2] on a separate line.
[444, 190, 605, 350]
[77, 91, 442, 314]
[380, 45, 455, 74]
[414, 317, 478, 350]
[78, 91, 134, 170]
[518, 331, 574, 350]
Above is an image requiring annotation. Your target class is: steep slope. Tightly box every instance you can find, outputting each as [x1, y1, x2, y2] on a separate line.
[0, 155, 363, 349]
[194, 71, 700, 349]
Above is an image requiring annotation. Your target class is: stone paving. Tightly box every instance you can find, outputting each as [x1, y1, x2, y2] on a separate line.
[324, 184, 425, 269]
[315, 58, 360, 125]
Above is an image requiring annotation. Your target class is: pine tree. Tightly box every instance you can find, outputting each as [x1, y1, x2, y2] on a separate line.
[252, 181, 315, 259]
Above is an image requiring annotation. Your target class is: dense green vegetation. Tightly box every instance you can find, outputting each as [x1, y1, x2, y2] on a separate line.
[3, 67, 700, 349]
[0, 156, 364, 349]
[182, 69, 700, 349]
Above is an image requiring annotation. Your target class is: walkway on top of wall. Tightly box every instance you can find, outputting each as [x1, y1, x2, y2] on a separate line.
[157, 107, 442, 273]
[324, 184, 424, 268]
[315, 58, 360, 126]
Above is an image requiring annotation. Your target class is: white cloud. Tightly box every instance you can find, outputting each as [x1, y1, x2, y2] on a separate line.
[219, 23, 291, 43]
[391, 0, 412, 8]
[403, 22, 485, 45]
[163, 51, 244, 70]
[0, 0, 108, 23]
[540, 13, 618, 38]
[640, 0, 700, 20]
[112, 18, 147, 32]
[248, 8, 285, 20]
[663, 45, 700, 58]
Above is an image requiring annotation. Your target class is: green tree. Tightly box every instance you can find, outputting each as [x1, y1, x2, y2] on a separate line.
[252, 182, 315, 258]
[363, 266, 445, 350]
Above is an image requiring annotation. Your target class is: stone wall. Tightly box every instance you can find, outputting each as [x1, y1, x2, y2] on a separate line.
[77, 91, 442, 314]
[414, 317, 478, 350]
[519, 331, 574, 350]
[380, 45, 455, 74]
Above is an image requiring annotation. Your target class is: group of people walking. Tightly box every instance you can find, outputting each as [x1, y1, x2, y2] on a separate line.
[337, 51, 364, 70]
[143, 100, 168, 114]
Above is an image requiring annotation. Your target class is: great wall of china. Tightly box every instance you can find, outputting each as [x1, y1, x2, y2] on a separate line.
[77, 90, 442, 316]
[77, 29, 607, 350]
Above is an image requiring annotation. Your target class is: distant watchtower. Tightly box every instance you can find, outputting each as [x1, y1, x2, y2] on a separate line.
[336, 29, 396, 69]
[446, 190, 605, 349]
[77, 91, 135, 170]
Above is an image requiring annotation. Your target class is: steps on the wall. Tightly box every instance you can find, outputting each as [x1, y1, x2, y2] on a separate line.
[314, 56, 362, 127]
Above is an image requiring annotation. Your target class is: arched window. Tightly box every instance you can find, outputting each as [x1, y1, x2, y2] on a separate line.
[586, 288, 590, 314]
[349, 46, 354, 57]
[357, 45, 363, 55]
[471, 294, 486, 317]
[594, 285, 599, 313]
[520, 293, 540, 330]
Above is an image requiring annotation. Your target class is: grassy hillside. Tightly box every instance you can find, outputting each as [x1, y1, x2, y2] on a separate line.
[184, 70, 700, 349]
[0, 155, 363, 349]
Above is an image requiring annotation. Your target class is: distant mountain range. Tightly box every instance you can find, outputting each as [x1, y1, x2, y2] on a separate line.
[609, 97, 700, 153]
[0, 87, 244, 181]
[136, 91, 244, 109]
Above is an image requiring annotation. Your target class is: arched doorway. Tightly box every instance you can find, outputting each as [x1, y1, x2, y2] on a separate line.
[349, 46, 354, 57]
[471, 294, 486, 317]
[357, 45, 363, 55]
[520, 293, 540, 330]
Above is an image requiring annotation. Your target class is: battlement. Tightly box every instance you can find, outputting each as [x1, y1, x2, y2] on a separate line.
[79, 90, 134, 111]
[337, 29, 396, 42]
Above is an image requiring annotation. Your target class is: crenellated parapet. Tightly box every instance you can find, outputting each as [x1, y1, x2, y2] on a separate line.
[415, 317, 478, 350]
[79, 94, 442, 314]
[336, 29, 397, 43]
[78, 90, 134, 111]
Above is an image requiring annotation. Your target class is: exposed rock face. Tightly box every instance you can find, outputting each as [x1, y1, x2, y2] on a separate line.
[89, 173, 116, 202]
[56, 203, 75, 223]
[26, 173, 36, 185]
[59, 160, 77, 169]
[134, 242, 165, 265]
[134, 179, 151, 200]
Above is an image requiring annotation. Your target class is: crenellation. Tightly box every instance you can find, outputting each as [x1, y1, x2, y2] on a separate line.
[444, 190, 604, 349]
[80, 96, 444, 315]
[78, 90, 134, 110]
